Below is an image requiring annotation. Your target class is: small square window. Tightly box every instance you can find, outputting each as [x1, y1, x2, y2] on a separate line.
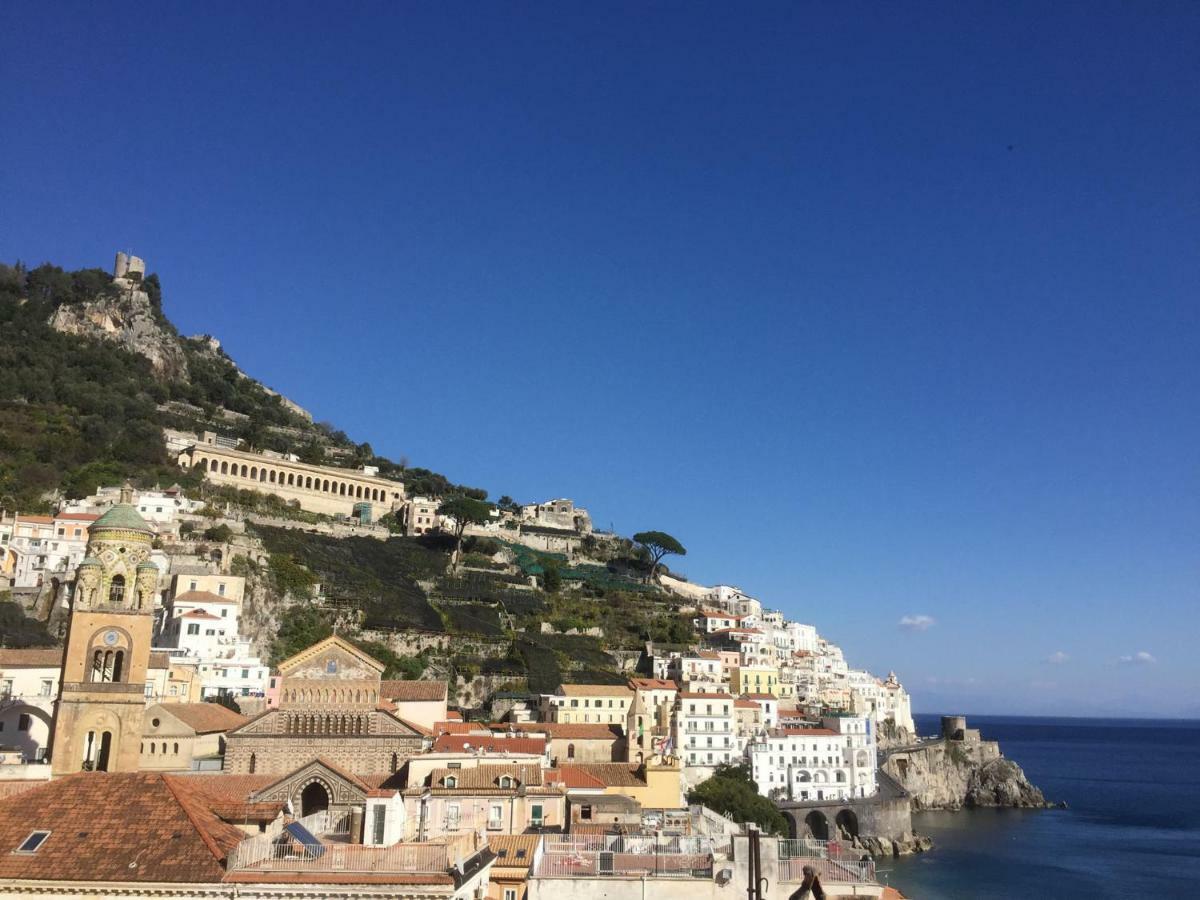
[16, 831, 50, 853]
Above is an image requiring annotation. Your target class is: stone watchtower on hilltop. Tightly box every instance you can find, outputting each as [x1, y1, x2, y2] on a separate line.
[49, 485, 157, 775]
[113, 251, 145, 282]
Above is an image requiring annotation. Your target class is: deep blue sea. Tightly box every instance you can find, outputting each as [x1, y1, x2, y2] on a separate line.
[883, 715, 1200, 899]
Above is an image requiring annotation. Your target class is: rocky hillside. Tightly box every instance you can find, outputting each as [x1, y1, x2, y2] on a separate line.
[0, 260, 480, 509]
[47, 273, 188, 380]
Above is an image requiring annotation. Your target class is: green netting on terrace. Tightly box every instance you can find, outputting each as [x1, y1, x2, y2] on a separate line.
[560, 564, 658, 593]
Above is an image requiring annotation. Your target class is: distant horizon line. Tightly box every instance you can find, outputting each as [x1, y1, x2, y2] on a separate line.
[912, 710, 1200, 724]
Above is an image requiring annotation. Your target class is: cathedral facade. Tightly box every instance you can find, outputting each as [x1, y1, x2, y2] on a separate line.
[223, 636, 426, 776]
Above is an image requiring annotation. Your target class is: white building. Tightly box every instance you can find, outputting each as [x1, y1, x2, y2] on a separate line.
[748, 715, 877, 803]
[156, 574, 268, 700]
[0, 649, 61, 763]
[847, 670, 915, 735]
[672, 691, 737, 783]
[60, 485, 202, 527]
[706, 585, 762, 619]
[1, 513, 98, 589]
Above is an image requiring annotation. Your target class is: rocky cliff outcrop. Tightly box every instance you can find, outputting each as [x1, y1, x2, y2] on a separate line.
[881, 738, 1053, 811]
[964, 757, 1049, 808]
[49, 279, 188, 380]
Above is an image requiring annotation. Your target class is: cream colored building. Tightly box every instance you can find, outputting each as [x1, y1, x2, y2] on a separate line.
[177, 442, 404, 519]
[139, 701, 248, 771]
[543, 683, 633, 726]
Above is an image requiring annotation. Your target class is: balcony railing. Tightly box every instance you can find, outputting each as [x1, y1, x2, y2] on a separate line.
[777, 838, 876, 884]
[229, 824, 485, 876]
[535, 834, 713, 880]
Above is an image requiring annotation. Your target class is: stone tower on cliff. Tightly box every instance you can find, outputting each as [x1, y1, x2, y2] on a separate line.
[49, 484, 157, 775]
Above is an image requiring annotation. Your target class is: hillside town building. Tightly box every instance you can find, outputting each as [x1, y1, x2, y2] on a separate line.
[176, 439, 405, 519]
[748, 715, 878, 802]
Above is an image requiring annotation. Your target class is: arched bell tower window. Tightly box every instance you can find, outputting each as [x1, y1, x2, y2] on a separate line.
[108, 575, 126, 605]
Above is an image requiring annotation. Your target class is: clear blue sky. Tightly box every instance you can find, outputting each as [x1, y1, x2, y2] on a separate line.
[3, 2, 1197, 717]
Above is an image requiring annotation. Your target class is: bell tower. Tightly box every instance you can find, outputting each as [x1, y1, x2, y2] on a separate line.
[50, 484, 158, 775]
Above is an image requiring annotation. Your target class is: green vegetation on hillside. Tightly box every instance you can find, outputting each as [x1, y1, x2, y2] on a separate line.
[0, 599, 57, 648]
[0, 261, 488, 509]
[687, 764, 788, 835]
[251, 525, 444, 631]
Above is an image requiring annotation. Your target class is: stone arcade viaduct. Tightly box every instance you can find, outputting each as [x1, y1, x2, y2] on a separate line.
[177, 444, 405, 520]
[778, 770, 913, 846]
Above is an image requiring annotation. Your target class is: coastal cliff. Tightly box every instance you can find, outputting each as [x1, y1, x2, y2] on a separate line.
[881, 716, 1054, 811]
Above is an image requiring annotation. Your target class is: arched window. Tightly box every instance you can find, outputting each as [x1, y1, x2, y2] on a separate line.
[108, 575, 126, 605]
[220, 461, 228, 474]
[249, 753, 257, 774]
[250, 467, 258, 480]
[444, 776, 457, 788]
[90, 649, 105, 682]
[161, 742, 167, 754]
[259, 469, 267, 482]
[173, 742, 179, 755]
[112, 649, 124, 682]
[240, 465, 248, 478]
[323, 480, 330, 492]
[567, 743, 576, 760]
[150, 742, 155, 754]
[499, 776, 513, 789]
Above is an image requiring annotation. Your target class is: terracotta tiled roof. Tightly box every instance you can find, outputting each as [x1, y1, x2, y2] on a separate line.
[489, 834, 541, 872]
[380, 680, 448, 702]
[695, 651, 722, 660]
[158, 702, 248, 734]
[558, 683, 633, 697]
[182, 610, 221, 620]
[0, 773, 240, 883]
[501, 722, 623, 740]
[55, 513, 100, 522]
[173, 774, 281, 822]
[778, 727, 840, 737]
[173, 590, 239, 605]
[678, 691, 734, 700]
[147, 651, 172, 669]
[550, 763, 647, 788]
[628, 678, 677, 691]
[426, 763, 545, 792]
[0, 648, 61, 667]
[431, 735, 546, 755]
[433, 721, 490, 735]
[16, 515, 53, 525]
[734, 699, 760, 709]
[741, 693, 778, 700]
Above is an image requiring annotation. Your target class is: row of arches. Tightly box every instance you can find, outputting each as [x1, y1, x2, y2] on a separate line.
[192, 457, 396, 503]
[282, 687, 377, 705]
[801, 809, 859, 841]
[282, 713, 372, 736]
[89, 649, 125, 684]
[794, 770, 846, 784]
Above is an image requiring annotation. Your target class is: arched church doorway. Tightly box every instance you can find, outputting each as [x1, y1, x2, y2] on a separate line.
[804, 810, 829, 841]
[835, 809, 859, 840]
[301, 781, 330, 816]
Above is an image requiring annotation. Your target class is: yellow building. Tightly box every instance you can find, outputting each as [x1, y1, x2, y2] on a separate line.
[546, 683, 633, 726]
[50, 485, 157, 775]
[728, 665, 780, 698]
